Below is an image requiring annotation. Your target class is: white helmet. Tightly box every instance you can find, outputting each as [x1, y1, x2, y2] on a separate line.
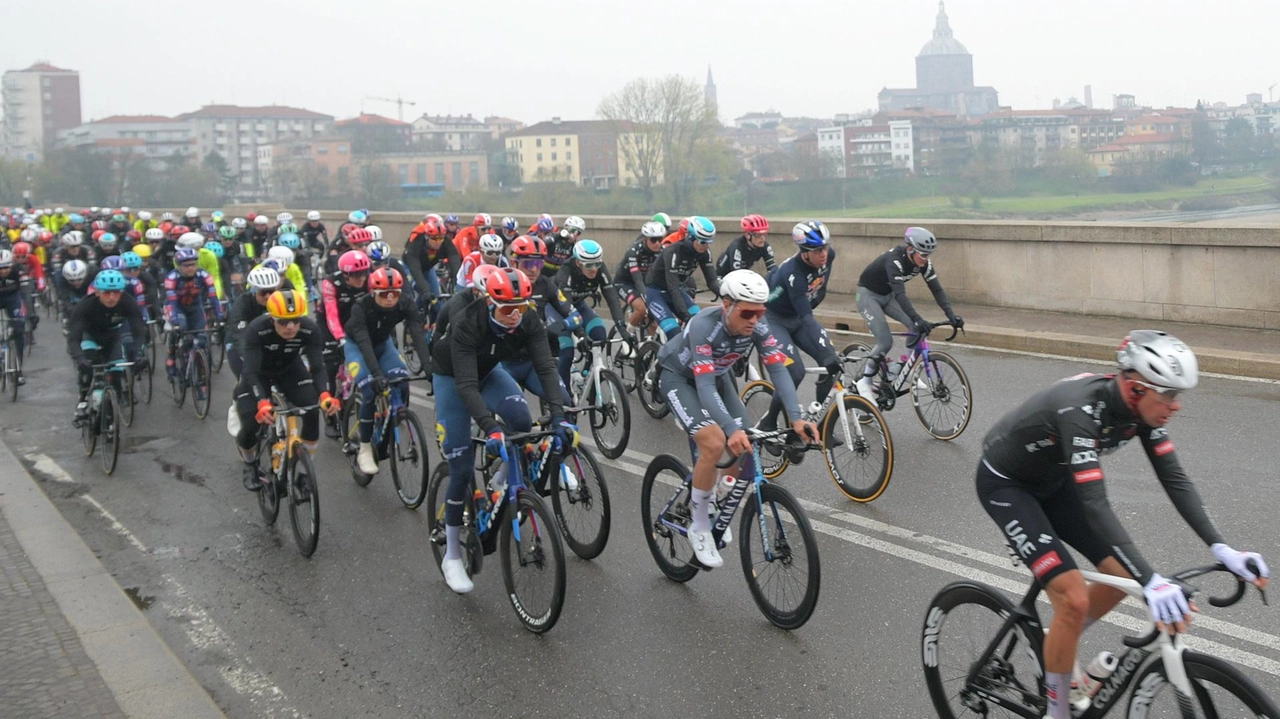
[120, 206, 130, 214]
[276, 212, 293, 224]
[720, 269, 770, 304]
[90, 206, 100, 214]
[62, 231, 84, 247]
[246, 266, 282, 291]
[185, 207, 199, 218]
[425, 213, 443, 224]
[232, 217, 247, 229]
[641, 221, 666, 239]
[178, 232, 205, 249]
[1116, 330, 1198, 391]
[563, 215, 586, 233]
[144, 227, 165, 241]
[19, 229, 37, 243]
[0, 250, 12, 268]
[62, 259, 88, 282]
[267, 246, 295, 268]
[306, 210, 321, 222]
[54, 207, 64, 214]
[161, 211, 175, 222]
[137, 210, 152, 221]
[253, 215, 269, 226]
[366, 225, 383, 241]
[478, 233, 504, 254]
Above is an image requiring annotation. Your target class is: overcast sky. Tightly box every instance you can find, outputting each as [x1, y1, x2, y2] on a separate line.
[7, 0, 1278, 125]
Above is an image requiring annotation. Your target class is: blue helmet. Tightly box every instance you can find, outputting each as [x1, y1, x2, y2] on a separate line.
[535, 217, 555, 233]
[501, 216, 519, 232]
[367, 240, 392, 262]
[201, 221, 218, 235]
[792, 220, 830, 250]
[69, 213, 85, 224]
[120, 251, 143, 269]
[573, 239, 603, 263]
[686, 216, 716, 244]
[204, 241, 224, 258]
[174, 247, 199, 264]
[278, 233, 301, 249]
[444, 214, 459, 225]
[211, 210, 225, 221]
[93, 269, 126, 292]
[260, 259, 282, 272]
[100, 255, 124, 271]
[98, 232, 118, 247]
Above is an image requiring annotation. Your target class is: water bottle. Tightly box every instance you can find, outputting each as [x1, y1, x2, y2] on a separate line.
[887, 354, 908, 381]
[1071, 651, 1118, 711]
[807, 401, 823, 419]
[713, 473, 736, 505]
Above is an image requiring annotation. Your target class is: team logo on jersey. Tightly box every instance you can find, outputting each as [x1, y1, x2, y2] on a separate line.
[347, 361, 361, 378]
[695, 344, 712, 356]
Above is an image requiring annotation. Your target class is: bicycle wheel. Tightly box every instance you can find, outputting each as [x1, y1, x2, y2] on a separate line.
[8, 339, 18, 402]
[822, 395, 894, 503]
[639, 454, 698, 582]
[210, 327, 225, 373]
[634, 339, 668, 420]
[169, 356, 186, 407]
[389, 409, 429, 509]
[402, 325, 422, 375]
[147, 331, 158, 375]
[426, 463, 451, 568]
[81, 401, 97, 457]
[256, 431, 281, 526]
[1128, 650, 1280, 717]
[605, 325, 637, 392]
[287, 446, 321, 557]
[119, 368, 135, 428]
[550, 446, 611, 559]
[100, 389, 121, 475]
[500, 490, 566, 633]
[586, 368, 630, 459]
[190, 349, 211, 419]
[911, 350, 972, 440]
[341, 394, 373, 487]
[738, 483, 821, 630]
[922, 581, 1045, 719]
[739, 380, 789, 479]
[137, 363, 153, 404]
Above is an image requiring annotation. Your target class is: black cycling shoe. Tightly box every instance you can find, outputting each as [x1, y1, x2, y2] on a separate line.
[242, 465, 262, 492]
[324, 419, 341, 440]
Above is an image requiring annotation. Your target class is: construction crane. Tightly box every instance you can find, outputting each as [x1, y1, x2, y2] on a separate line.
[362, 95, 418, 122]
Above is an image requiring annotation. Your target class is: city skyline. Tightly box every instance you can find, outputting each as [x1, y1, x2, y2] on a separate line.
[5, 0, 1278, 126]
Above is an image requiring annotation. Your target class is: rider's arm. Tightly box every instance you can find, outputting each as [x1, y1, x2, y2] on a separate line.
[401, 297, 432, 367]
[402, 239, 431, 298]
[122, 295, 147, 356]
[756, 323, 805, 419]
[1142, 428, 1226, 546]
[201, 272, 223, 320]
[66, 301, 87, 363]
[698, 247, 719, 296]
[921, 260, 955, 317]
[320, 279, 344, 339]
[762, 242, 778, 273]
[780, 263, 816, 322]
[627, 248, 650, 295]
[162, 274, 179, 323]
[662, 246, 693, 319]
[344, 302, 383, 380]
[884, 254, 925, 324]
[598, 267, 626, 325]
[302, 323, 327, 391]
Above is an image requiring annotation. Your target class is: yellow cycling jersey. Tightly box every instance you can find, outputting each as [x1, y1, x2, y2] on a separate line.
[197, 248, 225, 301]
[253, 261, 305, 292]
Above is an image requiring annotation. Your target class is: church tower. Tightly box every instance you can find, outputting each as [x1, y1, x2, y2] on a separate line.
[704, 66, 718, 112]
[915, 1, 974, 93]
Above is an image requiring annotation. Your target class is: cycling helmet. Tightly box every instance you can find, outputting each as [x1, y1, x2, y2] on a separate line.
[425, 212, 443, 223]
[201, 241, 222, 259]
[652, 212, 672, 229]
[100, 255, 124, 271]
[509, 235, 546, 258]
[99, 232, 118, 248]
[232, 217, 247, 230]
[160, 212, 175, 222]
[347, 227, 373, 246]
[201, 221, 218, 235]
[478, 233, 504, 254]
[126, 229, 143, 242]
[218, 225, 236, 239]
[55, 207, 64, 214]
[112, 213, 127, 223]
[0, 250, 11, 269]
[471, 264, 500, 293]
[443, 213, 459, 226]
[91, 220, 107, 231]
[338, 250, 370, 274]
[367, 241, 392, 262]
[173, 247, 199, 264]
[473, 212, 492, 228]
[685, 216, 716, 244]
[501, 216, 519, 232]
[259, 259, 281, 272]
[253, 215, 269, 226]
[19, 228, 37, 243]
[563, 215, 586, 233]
[306, 210, 321, 222]
[121, 251, 143, 269]
[573, 239, 603, 263]
[276, 212, 293, 224]
[339, 222, 358, 238]
[91, 230, 106, 243]
[132, 243, 152, 259]
[120, 206, 131, 215]
[742, 214, 769, 234]
[358, 208, 370, 220]
[246, 266, 281, 292]
[535, 217, 555, 234]
[185, 207, 199, 218]
[63, 231, 84, 247]
[90, 206, 100, 215]
[266, 289, 308, 320]
[720, 269, 770, 304]
[69, 213, 85, 224]
[11, 242, 30, 259]
[178, 232, 205, 249]
[368, 267, 404, 291]
[1116, 330, 1198, 391]
[277, 233, 301, 249]
[144, 227, 165, 242]
[485, 268, 532, 304]
[640, 221, 666, 239]
[137, 210, 152, 221]
[62, 259, 88, 282]
[170, 224, 189, 239]
[348, 210, 367, 224]
[94, 270, 126, 292]
[38, 231, 53, 244]
[279, 222, 299, 235]
[246, 212, 258, 222]
[267, 246, 294, 267]
[365, 225, 383, 242]
[904, 226, 937, 255]
[211, 210, 225, 223]
[423, 218, 446, 238]
[792, 220, 830, 249]
[538, 212, 554, 224]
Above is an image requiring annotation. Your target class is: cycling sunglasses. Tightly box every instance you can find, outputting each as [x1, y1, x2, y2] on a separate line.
[482, 250, 502, 259]
[273, 318, 302, 328]
[579, 261, 602, 270]
[734, 307, 766, 320]
[374, 289, 401, 299]
[492, 301, 527, 318]
[516, 259, 544, 271]
[1134, 379, 1183, 400]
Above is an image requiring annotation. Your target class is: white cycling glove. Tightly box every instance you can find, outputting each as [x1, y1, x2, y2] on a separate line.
[1212, 543, 1269, 582]
[1143, 573, 1191, 626]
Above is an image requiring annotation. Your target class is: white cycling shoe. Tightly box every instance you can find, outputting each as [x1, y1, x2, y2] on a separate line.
[855, 376, 877, 405]
[689, 528, 724, 568]
[357, 443, 379, 476]
[441, 557, 474, 594]
[560, 463, 580, 492]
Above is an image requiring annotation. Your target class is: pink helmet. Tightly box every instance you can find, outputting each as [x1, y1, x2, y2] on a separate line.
[338, 250, 371, 274]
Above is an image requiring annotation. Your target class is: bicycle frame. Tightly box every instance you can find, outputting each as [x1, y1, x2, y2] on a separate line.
[797, 365, 869, 452]
[658, 435, 775, 554]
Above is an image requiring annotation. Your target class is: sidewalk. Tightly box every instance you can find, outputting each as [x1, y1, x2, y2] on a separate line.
[0, 439, 226, 719]
[813, 296, 1280, 380]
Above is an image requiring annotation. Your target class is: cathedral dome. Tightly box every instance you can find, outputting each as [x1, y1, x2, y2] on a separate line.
[918, 2, 969, 57]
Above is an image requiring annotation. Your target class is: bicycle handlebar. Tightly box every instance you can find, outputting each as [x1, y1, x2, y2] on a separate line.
[1121, 562, 1267, 648]
[714, 427, 821, 469]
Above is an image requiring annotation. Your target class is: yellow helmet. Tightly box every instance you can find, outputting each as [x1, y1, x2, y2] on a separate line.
[265, 289, 308, 320]
[131, 242, 152, 259]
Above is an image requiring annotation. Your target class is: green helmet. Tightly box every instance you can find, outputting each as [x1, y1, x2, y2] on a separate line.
[652, 212, 672, 230]
[280, 222, 299, 235]
[218, 225, 236, 239]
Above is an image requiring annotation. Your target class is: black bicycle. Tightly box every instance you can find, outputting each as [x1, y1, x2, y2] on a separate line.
[167, 328, 213, 419]
[337, 375, 430, 508]
[251, 393, 323, 558]
[78, 358, 134, 475]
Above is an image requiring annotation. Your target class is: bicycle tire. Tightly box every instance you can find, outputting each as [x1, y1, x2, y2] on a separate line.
[100, 388, 121, 475]
[911, 350, 972, 441]
[256, 431, 281, 526]
[210, 327, 225, 373]
[550, 446, 611, 559]
[402, 325, 422, 375]
[287, 446, 321, 557]
[342, 394, 373, 487]
[120, 367, 135, 427]
[191, 349, 211, 420]
[8, 339, 18, 402]
[822, 394, 894, 503]
[426, 463, 482, 575]
[738, 483, 821, 630]
[1128, 649, 1280, 717]
[639, 454, 699, 582]
[170, 357, 186, 407]
[138, 363, 153, 404]
[605, 325, 637, 392]
[587, 368, 630, 459]
[147, 331, 158, 375]
[500, 490, 566, 634]
[634, 340, 668, 420]
[921, 581, 1045, 719]
[739, 380, 788, 479]
[389, 409, 429, 509]
[82, 401, 97, 457]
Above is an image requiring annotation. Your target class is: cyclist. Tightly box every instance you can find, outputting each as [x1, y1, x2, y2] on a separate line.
[441, 213, 460, 244]
[498, 216, 520, 245]
[854, 226, 963, 404]
[107, 212, 131, 238]
[431, 267, 574, 594]
[451, 213, 492, 258]
[455, 233, 510, 290]
[243, 215, 272, 262]
[123, 247, 162, 322]
[0, 250, 29, 384]
[651, 212, 672, 234]
[343, 267, 431, 475]
[269, 239, 308, 293]
[226, 266, 282, 379]
[716, 214, 777, 278]
[233, 290, 339, 492]
[543, 215, 586, 276]
[184, 207, 202, 229]
[98, 256, 151, 324]
[318, 250, 371, 436]
[614, 221, 665, 328]
[549, 239, 626, 390]
[12, 241, 45, 335]
[163, 247, 223, 381]
[61, 213, 88, 240]
[645, 215, 720, 337]
[324, 226, 372, 276]
[215, 226, 245, 298]
[58, 260, 93, 327]
[505, 239, 575, 393]
[300, 211, 328, 252]
[97, 232, 122, 260]
[403, 216, 459, 316]
[67, 269, 148, 419]
[366, 240, 411, 287]
[656, 269, 819, 567]
[198, 238, 227, 303]
[132, 210, 156, 234]
[977, 331, 1269, 719]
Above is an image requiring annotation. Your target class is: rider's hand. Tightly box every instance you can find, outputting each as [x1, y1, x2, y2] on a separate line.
[133, 355, 149, 373]
[337, 337, 346, 348]
[163, 320, 174, 333]
[371, 375, 390, 395]
[948, 314, 965, 330]
[563, 312, 583, 331]
[554, 421, 580, 451]
[485, 430, 508, 461]
[792, 419, 821, 445]
[318, 391, 340, 416]
[1212, 543, 1270, 588]
[255, 399, 275, 425]
[726, 429, 751, 457]
[912, 318, 930, 335]
[823, 359, 844, 378]
[76, 359, 93, 375]
[1143, 573, 1192, 634]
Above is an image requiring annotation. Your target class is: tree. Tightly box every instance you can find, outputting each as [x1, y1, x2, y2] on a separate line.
[203, 151, 236, 200]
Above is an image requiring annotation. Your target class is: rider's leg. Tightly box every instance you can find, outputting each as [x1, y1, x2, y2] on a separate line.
[278, 361, 320, 454]
[544, 303, 576, 391]
[344, 341, 375, 442]
[644, 286, 680, 337]
[759, 319, 802, 431]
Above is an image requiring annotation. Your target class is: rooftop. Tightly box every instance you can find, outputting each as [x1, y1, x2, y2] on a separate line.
[506, 119, 622, 137]
[336, 113, 409, 127]
[177, 105, 332, 120]
[91, 115, 177, 124]
[20, 62, 75, 73]
[1088, 144, 1131, 153]
[919, 1, 970, 57]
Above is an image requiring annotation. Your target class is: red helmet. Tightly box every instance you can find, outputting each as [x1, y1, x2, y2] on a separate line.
[741, 214, 769, 234]
[170, 224, 190, 239]
[37, 230, 53, 244]
[347, 227, 373, 245]
[509, 235, 546, 258]
[337, 250, 371, 274]
[246, 212, 258, 222]
[678, 217, 690, 234]
[473, 212, 492, 227]
[79, 209, 92, 217]
[91, 230, 106, 243]
[485, 267, 532, 304]
[11, 242, 30, 259]
[368, 267, 404, 291]
[423, 218, 446, 238]
[126, 229, 143, 241]
[339, 222, 358, 238]
[91, 220, 107, 231]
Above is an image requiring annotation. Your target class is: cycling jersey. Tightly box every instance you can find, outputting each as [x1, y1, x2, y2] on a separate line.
[318, 277, 367, 342]
[52, 247, 98, 279]
[766, 249, 834, 322]
[980, 372, 1224, 585]
[430, 291, 478, 352]
[555, 262, 624, 322]
[163, 270, 222, 323]
[455, 252, 509, 289]
[715, 235, 777, 278]
[238, 314, 326, 401]
[451, 226, 483, 258]
[197, 248, 225, 301]
[66, 293, 146, 366]
[544, 229, 577, 275]
[613, 236, 659, 295]
[645, 238, 719, 321]
[242, 227, 271, 260]
[530, 275, 575, 327]
[344, 294, 430, 378]
[403, 232, 460, 300]
[856, 245, 952, 324]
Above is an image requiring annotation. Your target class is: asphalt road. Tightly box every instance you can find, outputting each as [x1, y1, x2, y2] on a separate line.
[6, 329, 1280, 718]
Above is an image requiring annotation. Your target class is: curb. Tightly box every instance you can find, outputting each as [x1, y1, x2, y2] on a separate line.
[813, 311, 1280, 381]
[0, 438, 227, 719]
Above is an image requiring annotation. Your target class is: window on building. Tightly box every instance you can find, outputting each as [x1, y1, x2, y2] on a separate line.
[417, 163, 426, 182]
[399, 164, 409, 184]
[566, 152, 572, 161]
[551, 152, 557, 161]
[338, 166, 349, 182]
[452, 162, 462, 186]
[537, 153, 543, 161]
[317, 145, 328, 154]
[566, 138, 572, 147]
[435, 163, 445, 182]
[469, 161, 479, 185]
[551, 138, 557, 147]
[337, 145, 348, 154]
[536, 138, 542, 147]
[42, 78, 51, 87]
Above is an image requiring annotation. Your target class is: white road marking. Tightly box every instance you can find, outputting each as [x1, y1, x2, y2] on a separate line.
[25, 452, 76, 483]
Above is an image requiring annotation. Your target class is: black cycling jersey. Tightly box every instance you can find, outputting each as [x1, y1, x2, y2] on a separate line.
[402, 236, 460, 299]
[715, 235, 777, 278]
[543, 229, 577, 275]
[52, 246, 98, 276]
[555, 262, 625, 323]
[981, 372, 1224, 584]
[225, 293, 268, 358]
[299, 222, 327, 252]
[318, 278, 367, 341]
[530, 275, 575, 328]
[243, 227, 272, 258]
[645, 238, 719, 320]
[765, 249, 835, 322]
[0, 270, 22, 299]
[239, 314, 326, 401]
[344, 294, 430, 379]
[856, 245, 952, 324]
[66, 293, 147, 364]
[430, 291, 477, 351]
[614, 237, 659, 294]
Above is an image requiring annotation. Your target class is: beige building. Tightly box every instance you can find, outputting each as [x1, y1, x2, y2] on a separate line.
[2, 62, 81, 162]
[506, 118, 657, 188]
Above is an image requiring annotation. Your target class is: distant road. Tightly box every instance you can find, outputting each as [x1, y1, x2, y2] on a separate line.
[1129, 203, 1280, 223]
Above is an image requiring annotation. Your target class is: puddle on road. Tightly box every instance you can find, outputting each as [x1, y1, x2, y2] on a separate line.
[123, 586, 156, 611]
[126, 435, 179, 452]
[154, 460, 207, 487]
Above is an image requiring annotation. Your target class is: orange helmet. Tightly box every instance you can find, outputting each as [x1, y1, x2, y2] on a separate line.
[423, 218, 446, 238]
[11, 242, 30, 259]
[266, 289, 308, 320]
[509, 235, 546, 258]
[485, 268, 532, 304]
[368, 267, 404, 291]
